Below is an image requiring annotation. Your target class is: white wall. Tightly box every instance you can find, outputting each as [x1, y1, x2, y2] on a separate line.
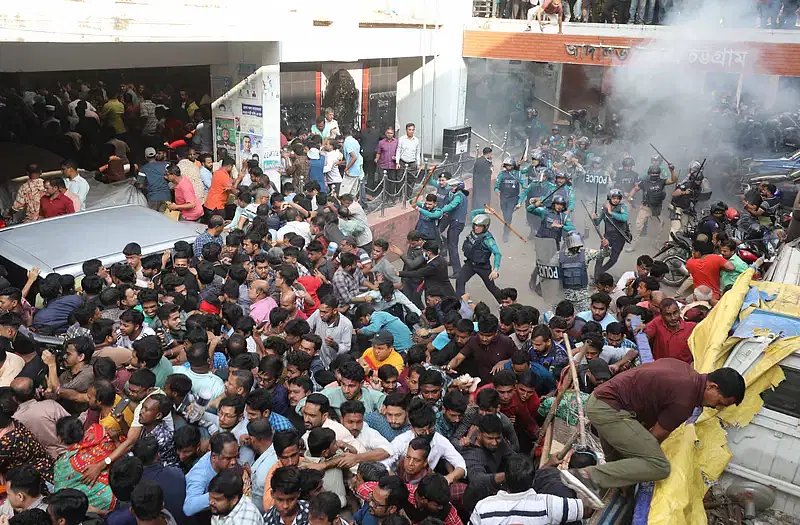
[395, 24, 468, 157]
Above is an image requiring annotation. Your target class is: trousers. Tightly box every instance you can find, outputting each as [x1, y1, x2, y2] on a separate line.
[594, 233, 625, 279]
[447, 221, 465, 274]
[500, 199, 518, 242]
[634, 204, 662, 237]
[456, 261, 502, 302]
[584, 396, 671, 488]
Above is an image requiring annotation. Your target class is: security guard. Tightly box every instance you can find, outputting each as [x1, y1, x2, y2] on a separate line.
[592, 189, 629, 279]
[455, 209, 503, 302]
[669, 160, 704, 234]
[528, 194, 576, 250]
[494, 157, 527, 242]
[628, 162, 677, 250]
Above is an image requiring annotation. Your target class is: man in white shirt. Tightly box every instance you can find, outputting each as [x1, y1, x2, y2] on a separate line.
[396, 123, 421, 173]
[61, 159, 89, 211]
[276, 206, 312, 246]
[340, 400, 392, 452]
[301, 393, 365, 453]
[471, 453, 593, 525]
[382, 402, 465, 484]
[615, 255, 653, 292]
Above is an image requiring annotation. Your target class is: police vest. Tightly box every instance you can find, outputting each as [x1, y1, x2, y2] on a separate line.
[499, 171, 521, 199]
[537, 209, 566, 242]
[616, 170, 638, 193]
[436, 186, 450, 207]
[446, 191, 468, 223]
[585, 170, 609, 186]
[603, 204, 629, 237]
[415, 212, 439, 240]
[559, 249, 588, 289]
[463, 231, 493, 267]
[670, 182, 696, 210]
[640, 178, 667, 207]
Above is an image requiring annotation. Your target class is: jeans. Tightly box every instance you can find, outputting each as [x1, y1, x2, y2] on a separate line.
[584, 396, 671, 488]
[447, 221, 465, 274]
[630, 0, 652, 22]
[456, 262, 502, 302]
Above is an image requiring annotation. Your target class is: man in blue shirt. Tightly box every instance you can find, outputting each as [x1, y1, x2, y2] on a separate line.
[137, 147, 172, 211]
[247, 418, 278, 513]
[576, 292, 616, 330]
[183, 432, 239, 517]
[355, 304, 413, 352]
[341, 126, 363, 197]
[133, 435, 190, 525]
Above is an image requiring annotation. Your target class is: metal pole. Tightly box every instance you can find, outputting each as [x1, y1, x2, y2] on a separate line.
[380, 169, 387, 218]
[401, 166, 409, 209]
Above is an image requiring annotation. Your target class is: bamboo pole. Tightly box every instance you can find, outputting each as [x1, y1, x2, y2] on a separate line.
[563, 334, 587, 445]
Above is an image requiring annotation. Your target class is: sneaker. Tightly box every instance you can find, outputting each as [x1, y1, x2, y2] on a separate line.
[624, 244, 635, 253]
[560, 469, 606, 508]
[524, 25, 532, 31]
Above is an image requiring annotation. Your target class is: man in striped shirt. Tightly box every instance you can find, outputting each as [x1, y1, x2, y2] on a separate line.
[470, 454, 594, 525]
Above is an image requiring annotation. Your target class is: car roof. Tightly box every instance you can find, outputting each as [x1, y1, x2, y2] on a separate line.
[0, 205, 204, 277]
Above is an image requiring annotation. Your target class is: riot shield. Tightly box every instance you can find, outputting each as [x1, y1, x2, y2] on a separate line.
[530, 237, 561, 305]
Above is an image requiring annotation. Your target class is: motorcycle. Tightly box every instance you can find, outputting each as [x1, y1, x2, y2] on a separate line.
[654, 231, 693, 287]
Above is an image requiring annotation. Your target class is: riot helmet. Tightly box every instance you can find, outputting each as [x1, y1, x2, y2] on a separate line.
[608, 188, 623, 202]
[502, 156, 517, 169]
[622, 157, 635, 168]
[564, 231, 584, 254]
[711, 201, 727, 217]
[647, 166, 661, 177]
[577, 136, 590, 148]
[472, 213, 491, 229]
[689, 160, 702, 173]
[591, 156, 602, 166]
[552, 195, 567, 209]
[527, 108, 538, 118]
[650, 155, 660, 165]
[531, 149, 543, 162]
[447, 179, 466, 191]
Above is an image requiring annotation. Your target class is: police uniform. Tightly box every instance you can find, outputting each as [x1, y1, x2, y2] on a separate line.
[669, 179, 701, 234]
[583, 163, 611, 200]
[561, 247, 610, 314]
[519, 165, 547, 239]
[455, 210, 503, 302]
[440, 186, 469, 275]
[593, 193, 629, 279]
[633, 176, 667, 238]
[528, 199, 576, 250]
[494, 165, 526, 243]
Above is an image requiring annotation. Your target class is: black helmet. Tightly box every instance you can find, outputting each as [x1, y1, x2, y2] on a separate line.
[552, 195, 567, 207]
[647, 166, 661, 177]
[622, 157, 635, 168]
[711, 201, 728, 215]
[608, 189, 623, 201]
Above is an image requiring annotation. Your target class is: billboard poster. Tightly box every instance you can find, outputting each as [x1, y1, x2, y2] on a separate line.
[214, 118, 236, 157]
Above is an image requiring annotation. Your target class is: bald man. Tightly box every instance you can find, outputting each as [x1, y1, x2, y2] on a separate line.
[10, 377, 70, 458]
[649, 290, 667, 318]
[681, 286, 713, 317]
[248, 279, 277, 324]
[280, 291, 308, 321]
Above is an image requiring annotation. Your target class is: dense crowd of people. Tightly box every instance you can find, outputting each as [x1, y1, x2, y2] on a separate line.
[486, 0, 800, 28]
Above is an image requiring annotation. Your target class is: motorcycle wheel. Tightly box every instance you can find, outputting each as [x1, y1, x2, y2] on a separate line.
[661, 255, 688, 288]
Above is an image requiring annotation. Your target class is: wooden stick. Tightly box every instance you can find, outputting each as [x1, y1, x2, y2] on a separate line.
[539, 423, 554, 468]
[555, 428, 581, 462]
[412, 163, 439, 205]
[563, 334, 587, 445]
[483, 204, 527, 243]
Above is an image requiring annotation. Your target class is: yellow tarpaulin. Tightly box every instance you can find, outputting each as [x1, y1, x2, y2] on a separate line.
[648, 269, 800, 525]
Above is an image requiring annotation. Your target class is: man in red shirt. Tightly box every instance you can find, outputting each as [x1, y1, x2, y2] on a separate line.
[39, 178, 75, 219]
[645, 298, 696, 363]
[685, 240, 734, 300]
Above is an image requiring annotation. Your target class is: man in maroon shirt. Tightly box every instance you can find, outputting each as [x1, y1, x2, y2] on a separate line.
[559, 359, 744, 508]
[645, 298, 696, 363]
[375, 127, 399, 201]
[446, 314, 515, 384]
[39, 178, 75, 219]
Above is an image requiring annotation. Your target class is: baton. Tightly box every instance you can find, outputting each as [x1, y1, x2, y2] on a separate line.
[412, 163, 440, 205]
[535, 180, 568, 206]
[581, 200, 605, 240]
[649, 143, 672, 167]
[483, 205, 527, 243]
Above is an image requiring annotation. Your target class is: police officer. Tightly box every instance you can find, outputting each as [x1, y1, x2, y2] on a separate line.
[628, 162, 677, 250]
[669, 160, 704, 234]
[455, 210, 503, 302]
[543, 168, 575, 214]
[528, 194, 576, 250]
[520, 158, 548, 239]
[524, 107, 547, 145]
[592, 189, 629, 279]
[550, 127, 567, 153]
[615, 157, 639, 197]
[559, 231, 609, 314]
[562, 152, 586, 193]
[696, 201, 729, 242]
[494, 157, 527, 242]
[440, 179, 470, 278]
[584, 156, 611, 200]
[574, 136, 593, 166]
[412, 193, 443, 247]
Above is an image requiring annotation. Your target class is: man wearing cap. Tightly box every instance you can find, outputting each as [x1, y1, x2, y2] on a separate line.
[358, 330, 406, 375]
[138, 147, 172, 212]
[10, 164, 46, 223]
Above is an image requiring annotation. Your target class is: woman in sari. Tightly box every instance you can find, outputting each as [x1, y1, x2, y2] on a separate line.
[0, 388, 54, 484]
[54, 416, 116, 512]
